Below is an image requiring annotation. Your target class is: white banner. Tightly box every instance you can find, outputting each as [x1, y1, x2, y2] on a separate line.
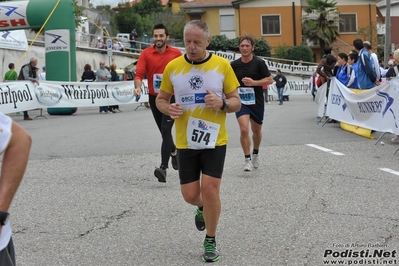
[0, 30, 28, 50]
[315, 82, 328, 118]
[268, 81, 310, 96]
[264, 59, 317, 74]
[208, 50, 242, 61]
[0, 80, 149, 114]
[319, 78, 399, 134]
[45, 29, 70, 53]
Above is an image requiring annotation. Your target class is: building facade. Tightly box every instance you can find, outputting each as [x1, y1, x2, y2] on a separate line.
[180, 0, 380, 62]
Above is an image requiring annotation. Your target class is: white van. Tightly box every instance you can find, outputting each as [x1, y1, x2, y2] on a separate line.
[116, 33, 130, 45]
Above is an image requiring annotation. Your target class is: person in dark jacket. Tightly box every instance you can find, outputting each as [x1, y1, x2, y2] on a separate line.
[108, 63, 121, 113]
[81, 64, 96, 82]
[273, 69, 287, 105]
[18, 58, 39, 120]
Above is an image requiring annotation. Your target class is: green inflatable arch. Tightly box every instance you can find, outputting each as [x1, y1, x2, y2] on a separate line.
[0, 0, 77, 82]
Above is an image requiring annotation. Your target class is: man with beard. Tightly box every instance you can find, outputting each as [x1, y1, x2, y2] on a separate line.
[134, 24, 182, 183]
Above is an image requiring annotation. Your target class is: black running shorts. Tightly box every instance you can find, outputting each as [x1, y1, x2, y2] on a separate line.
[0, 238, 15, 266]
[177, 145, 227, 185]
[235, 104, 265, 125]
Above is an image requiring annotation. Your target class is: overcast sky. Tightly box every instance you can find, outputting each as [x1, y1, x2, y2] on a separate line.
[90, 0, 124, 8]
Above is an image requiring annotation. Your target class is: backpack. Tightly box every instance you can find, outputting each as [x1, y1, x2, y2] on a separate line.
[316, 75, 323, 87]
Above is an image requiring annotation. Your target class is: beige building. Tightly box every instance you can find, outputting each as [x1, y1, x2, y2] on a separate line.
[180, 0, 382, 62]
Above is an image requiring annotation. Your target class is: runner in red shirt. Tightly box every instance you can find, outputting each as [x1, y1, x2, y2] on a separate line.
[134, 24, 182, 182]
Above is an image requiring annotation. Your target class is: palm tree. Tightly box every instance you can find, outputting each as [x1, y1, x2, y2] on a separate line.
[302, 0, 340, 55]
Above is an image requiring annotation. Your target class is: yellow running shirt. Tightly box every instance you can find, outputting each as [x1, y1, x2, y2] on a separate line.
[160, 54, 239, 149]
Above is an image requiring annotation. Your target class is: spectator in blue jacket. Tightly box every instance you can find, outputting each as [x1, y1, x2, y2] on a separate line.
[347, 52, 359, 89]
[353, 39, 380, 89]
[334, 52, 351, 86]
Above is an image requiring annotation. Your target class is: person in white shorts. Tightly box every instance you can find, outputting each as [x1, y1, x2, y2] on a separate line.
[0, 113, 32, 265]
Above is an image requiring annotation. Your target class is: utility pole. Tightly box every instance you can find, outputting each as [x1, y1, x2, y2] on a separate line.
[384, 0, 391, 67]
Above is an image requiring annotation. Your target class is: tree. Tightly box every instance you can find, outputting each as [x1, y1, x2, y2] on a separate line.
[208, 35, 231, 51]
[273, 44, 292, 63]
[254, 38, 271, 57]
[287, 45, 314, 63]
[115, 6, 152, 36]
[149, 9, 185, 39]
[357, 22, 379, 52]
[73, 0, 85, 28]
[132, 0, 163, 18]
[115, 0, 163, 36]
[302, 0, 340, 56]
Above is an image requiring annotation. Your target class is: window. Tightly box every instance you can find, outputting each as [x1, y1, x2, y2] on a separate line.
[261, 15, 280, 35]
[220, 15, 235, 31]
[190, 14, 201, 21]
[339, 14, 357, 33]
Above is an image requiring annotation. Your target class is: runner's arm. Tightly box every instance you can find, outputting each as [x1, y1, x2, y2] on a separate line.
[223, 89, 241, 113]
[156, 90, 184, 120]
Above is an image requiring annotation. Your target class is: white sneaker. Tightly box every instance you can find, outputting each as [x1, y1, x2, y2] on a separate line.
[252, 154, 259, 169]
[391, 136, 399, 143]
[244, 158, 252, 172]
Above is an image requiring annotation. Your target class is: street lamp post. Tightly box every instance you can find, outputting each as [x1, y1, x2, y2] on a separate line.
[384, 0, 391, 67]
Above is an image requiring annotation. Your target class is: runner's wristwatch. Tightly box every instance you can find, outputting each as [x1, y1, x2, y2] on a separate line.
[220, 99, 229, 111]
[0, 211, 9, 226]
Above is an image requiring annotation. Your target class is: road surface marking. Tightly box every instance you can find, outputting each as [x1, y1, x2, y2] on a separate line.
[306, 144, 345, 156]
[380, 168, 399, 176]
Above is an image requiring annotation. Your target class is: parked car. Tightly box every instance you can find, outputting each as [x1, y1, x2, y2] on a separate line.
[116, 68, 132, 81]
[123, 59, 138, 80]
[116, 33, 130, 46]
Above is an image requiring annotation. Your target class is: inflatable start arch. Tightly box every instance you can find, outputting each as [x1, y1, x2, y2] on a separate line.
[0, 0, 77, 81]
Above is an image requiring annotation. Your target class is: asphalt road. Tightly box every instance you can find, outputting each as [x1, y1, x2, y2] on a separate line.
[8, 95, 399, 266]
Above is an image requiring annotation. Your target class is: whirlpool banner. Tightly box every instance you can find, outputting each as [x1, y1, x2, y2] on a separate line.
[0, 80, 149, 114]
[324, 77, 399, 135]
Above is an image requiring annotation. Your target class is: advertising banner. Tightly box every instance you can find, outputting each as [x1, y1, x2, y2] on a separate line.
[45, 29, 70, 53]
[0, 30, 28, 50]
[322, 78, 399, 135]
[0, 80, 149, 114]
[0, 2, 29, 29]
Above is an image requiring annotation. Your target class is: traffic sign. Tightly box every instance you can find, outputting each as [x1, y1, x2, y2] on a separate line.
[106, 39, 112, 56]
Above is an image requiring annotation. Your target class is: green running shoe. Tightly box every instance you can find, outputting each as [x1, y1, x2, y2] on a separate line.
[202, 238, 219, 262]
[195, 207, 205, 231]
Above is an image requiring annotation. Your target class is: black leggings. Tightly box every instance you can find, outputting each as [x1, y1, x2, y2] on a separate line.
[148, 94, 176, 168]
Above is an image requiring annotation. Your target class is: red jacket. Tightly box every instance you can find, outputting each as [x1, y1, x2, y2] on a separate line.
[134, 45, 182, 96]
